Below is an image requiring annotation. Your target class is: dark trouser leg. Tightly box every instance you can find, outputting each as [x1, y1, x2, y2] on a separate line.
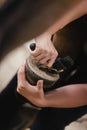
[30, 106, 87, 130]
[0, 73, 22, 128]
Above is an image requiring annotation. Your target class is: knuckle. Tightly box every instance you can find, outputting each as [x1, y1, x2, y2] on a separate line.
[18, 69, 21, 74]
[17, 86, 21, 93]
[18, 67, 24, 74]
[17, 85, 24, 92]
[55, 51, 58, 57]
[50, 51, 55, 56]
[52, 50, 58, 57]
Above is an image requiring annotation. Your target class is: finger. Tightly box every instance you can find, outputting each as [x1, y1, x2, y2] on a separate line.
[31, 51, 41, 57]
[37, 80, 43, 90]
[39, 56, 50, 65]
[17, 64, 26, 85]
[46, 57, 56, 67]
[35, 54, 46, 61]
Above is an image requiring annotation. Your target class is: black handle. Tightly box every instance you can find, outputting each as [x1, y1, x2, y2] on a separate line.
[29, 43, 36, 51]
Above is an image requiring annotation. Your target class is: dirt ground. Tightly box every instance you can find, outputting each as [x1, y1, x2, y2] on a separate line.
[0, 41, 87, 130]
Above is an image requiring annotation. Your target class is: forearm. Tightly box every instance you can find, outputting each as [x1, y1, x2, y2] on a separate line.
[46, 0, 87, 35]
[36, 0, 87, 41]
[44, 84, 87, 108]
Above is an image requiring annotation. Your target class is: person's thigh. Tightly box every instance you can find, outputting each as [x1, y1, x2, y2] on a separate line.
[30, 106, 87, 130]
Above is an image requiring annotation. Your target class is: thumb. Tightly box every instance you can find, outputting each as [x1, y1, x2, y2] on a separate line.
[47, 58, 56, 67]
[37, 80, 43, 90]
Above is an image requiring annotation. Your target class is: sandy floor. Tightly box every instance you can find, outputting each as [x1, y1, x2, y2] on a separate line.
[0, 41, 87, 130]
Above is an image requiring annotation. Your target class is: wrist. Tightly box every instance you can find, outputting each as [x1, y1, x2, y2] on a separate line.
[35, 97, 50, 108]
[35, 31, 52, 42]
[41, 94, 51, 108]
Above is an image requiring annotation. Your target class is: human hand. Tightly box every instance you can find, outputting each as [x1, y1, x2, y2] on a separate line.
[17, 63, 47, 107]
[29, 32, 58, 67]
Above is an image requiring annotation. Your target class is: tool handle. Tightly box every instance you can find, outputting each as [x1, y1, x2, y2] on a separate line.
[29, 43, 36, 51]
